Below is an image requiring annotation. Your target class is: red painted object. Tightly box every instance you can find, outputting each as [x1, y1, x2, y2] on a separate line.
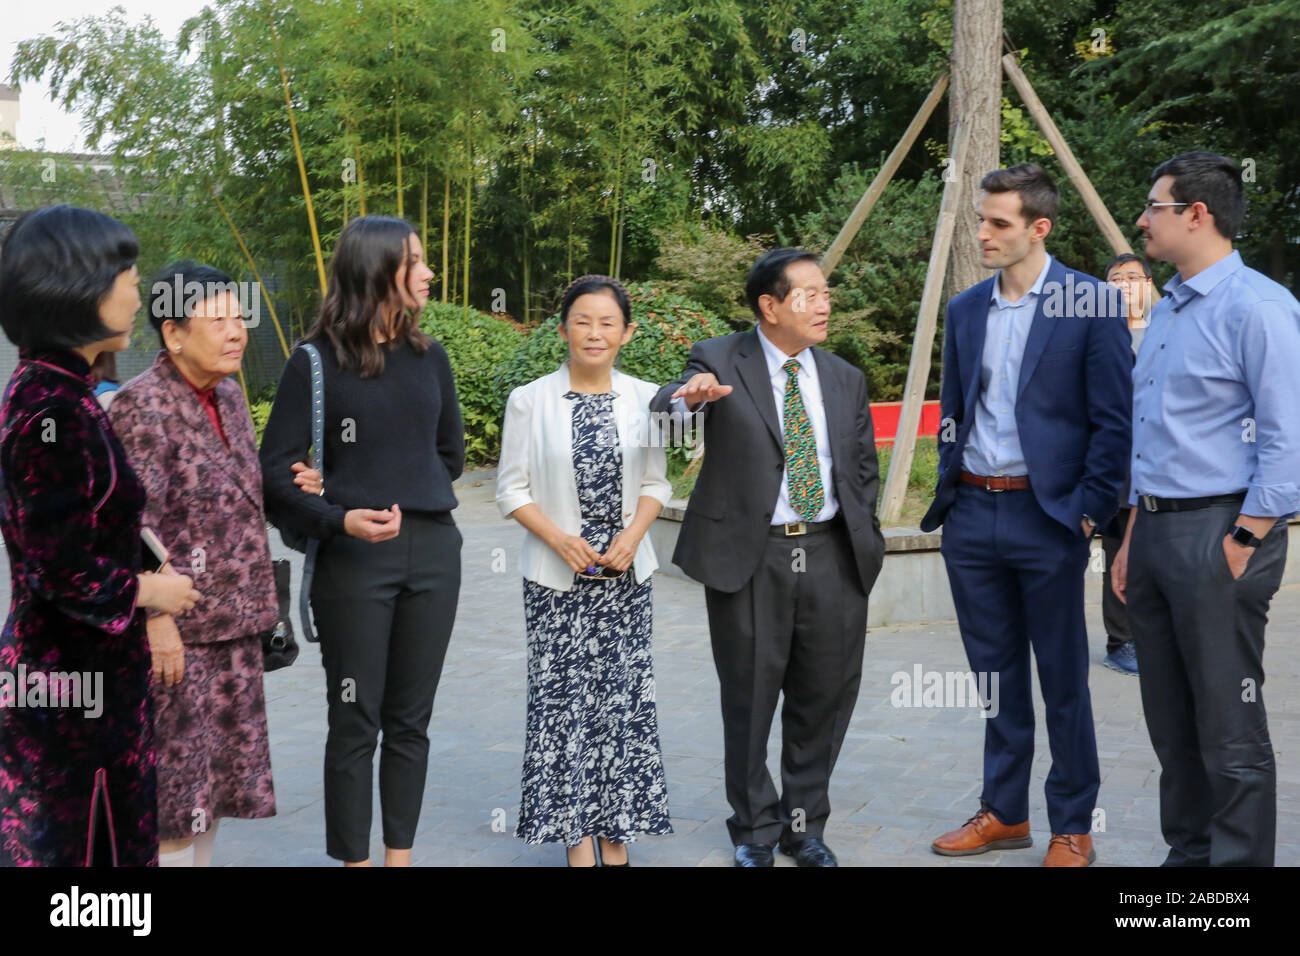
[871, 400, 942, 445]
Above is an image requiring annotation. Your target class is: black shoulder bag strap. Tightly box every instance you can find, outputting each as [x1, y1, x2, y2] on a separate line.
[299, 343, 324, 643]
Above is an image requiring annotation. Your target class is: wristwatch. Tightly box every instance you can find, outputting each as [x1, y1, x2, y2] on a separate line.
[1229, 525, 1263, 549]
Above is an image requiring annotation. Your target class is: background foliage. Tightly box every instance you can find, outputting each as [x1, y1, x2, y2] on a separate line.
[7, 0, 1297, 459]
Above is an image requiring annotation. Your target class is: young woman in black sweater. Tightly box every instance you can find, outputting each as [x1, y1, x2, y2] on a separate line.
[260, 216, 464, 866]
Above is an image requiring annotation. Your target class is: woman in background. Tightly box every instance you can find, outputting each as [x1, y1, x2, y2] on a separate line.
[90, 350, 120, 409]
[1098, 252, 1156, 677]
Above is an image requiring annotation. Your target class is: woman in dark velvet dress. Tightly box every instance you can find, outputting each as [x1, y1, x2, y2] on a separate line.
[0, 205, 201, 867]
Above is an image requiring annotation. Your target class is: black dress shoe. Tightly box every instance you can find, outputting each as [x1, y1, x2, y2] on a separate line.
[779, 836, 838, 867]
[733, 843, 775, 867]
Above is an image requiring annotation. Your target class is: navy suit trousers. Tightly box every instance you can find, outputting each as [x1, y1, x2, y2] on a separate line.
[940, 483, 1099, 833]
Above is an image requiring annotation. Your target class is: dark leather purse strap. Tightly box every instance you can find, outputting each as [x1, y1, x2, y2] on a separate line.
[298, 343, 324, 643]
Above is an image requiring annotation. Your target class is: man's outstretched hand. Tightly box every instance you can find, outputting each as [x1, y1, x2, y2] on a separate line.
[672, 373, 733, 411]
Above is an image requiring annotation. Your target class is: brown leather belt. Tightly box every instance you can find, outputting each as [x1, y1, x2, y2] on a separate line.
[961, 470, 1031, 492]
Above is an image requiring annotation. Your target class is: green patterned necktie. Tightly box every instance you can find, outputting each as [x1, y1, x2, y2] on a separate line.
[781, 358, 824, 520]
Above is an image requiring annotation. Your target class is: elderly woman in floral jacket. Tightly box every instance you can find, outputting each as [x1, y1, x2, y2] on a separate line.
[108, 260, 319, 867]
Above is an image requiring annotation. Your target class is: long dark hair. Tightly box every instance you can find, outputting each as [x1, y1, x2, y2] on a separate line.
[305, 216, 429, 377]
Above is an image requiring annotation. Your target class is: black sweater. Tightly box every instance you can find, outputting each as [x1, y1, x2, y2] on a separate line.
[259, 336, 465, 539]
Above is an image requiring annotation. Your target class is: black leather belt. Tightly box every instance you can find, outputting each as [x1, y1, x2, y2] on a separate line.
[769, 514, 843, 537]
[1137, 493, 1245, 513]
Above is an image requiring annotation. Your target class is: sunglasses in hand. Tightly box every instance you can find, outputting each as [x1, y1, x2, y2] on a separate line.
[576, 563, 626, 580]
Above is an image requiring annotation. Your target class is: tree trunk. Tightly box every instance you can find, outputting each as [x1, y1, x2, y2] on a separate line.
[947, 0, 1002, 299]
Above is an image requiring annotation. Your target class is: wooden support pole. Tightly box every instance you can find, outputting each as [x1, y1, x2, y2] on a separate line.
[880, 120, 973, 525]
[821, 74, 949, 276]
[1001, 52, 1133, 256]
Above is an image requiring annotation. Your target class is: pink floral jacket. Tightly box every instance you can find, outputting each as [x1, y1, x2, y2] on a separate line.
[108, 351, 278, 645]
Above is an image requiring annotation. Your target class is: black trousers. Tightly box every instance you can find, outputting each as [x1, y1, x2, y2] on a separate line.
[1127, 502, 1285, 866]
[311, 513, 461, 862]
[1101, 508, 1133, 653]
[703, 521, 869, 846]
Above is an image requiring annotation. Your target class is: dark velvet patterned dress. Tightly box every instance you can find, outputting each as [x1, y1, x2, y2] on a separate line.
[0, 349, 157, 866]
[516, 391, 671, 847]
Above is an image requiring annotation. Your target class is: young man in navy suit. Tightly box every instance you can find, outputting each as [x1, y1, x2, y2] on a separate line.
[920, 165, 1132, 866]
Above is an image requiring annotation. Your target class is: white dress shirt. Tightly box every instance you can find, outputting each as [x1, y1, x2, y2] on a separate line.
[755, 327, 839, 523]
[670, 327, 840, 523]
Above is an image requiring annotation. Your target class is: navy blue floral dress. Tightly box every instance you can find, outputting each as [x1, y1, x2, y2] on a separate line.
[517, 391, 671, 846]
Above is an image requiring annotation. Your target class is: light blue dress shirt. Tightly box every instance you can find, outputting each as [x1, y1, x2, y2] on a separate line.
[961, 253, 1054, 477]
[1129, 250, 1300, 517]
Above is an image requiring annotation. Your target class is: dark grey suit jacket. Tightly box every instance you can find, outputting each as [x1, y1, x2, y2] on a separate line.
[650, 328, 886, 595]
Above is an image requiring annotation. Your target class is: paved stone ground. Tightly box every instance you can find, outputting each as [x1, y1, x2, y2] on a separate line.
[208, 470, 1300, 867]
[7, 469, 1295, 866]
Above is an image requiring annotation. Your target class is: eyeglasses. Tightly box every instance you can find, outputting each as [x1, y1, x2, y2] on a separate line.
[1143, 200, 1188, 213]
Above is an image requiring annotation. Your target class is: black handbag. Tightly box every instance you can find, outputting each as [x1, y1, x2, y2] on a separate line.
[261, 557, 299, 671]
[266, 343, 324, 643]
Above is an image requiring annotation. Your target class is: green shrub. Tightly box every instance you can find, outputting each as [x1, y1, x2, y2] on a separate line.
[250, 398, 272, 446]
[419, 302, 525, 466]
[497, 283, 732, 473]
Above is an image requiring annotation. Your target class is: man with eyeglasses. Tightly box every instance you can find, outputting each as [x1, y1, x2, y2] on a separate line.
[1111, 151, 1300, 866]
[1097, 253, 1157, 677]
[651, 248, 887, 867]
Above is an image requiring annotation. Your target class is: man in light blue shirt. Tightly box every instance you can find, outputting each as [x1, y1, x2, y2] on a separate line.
[1112, 151, 1300, 867]
[960, 251, 1054, 478]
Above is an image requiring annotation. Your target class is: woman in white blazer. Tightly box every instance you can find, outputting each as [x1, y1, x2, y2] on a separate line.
[497, 275, 674, 867]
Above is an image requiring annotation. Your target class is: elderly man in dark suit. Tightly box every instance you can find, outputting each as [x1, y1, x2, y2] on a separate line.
[921, 165, 1132, 867]
[651, 248, 886, 867]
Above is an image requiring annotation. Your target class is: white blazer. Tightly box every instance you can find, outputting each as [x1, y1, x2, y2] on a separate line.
[496, 363, 673, 592]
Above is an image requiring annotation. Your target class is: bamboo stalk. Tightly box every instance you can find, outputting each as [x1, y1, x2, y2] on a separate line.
[421, 169, 428, 255]
[521, 160, 530, 324]
[269, 18, 328, 297]
[355, 140, 367, 216]
[210, 186, 290, 358]
[393, 9, 403, 219]
[462, 139, 472, 319]
[609, 41, 631, 278]
[441, 177, 451, 302]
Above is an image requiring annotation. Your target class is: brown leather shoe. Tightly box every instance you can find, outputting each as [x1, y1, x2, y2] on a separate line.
[932, 808, 1032, 856]
[1043, 833, 1095, 866]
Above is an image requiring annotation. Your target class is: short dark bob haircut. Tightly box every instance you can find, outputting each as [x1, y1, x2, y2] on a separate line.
[147, 260, 236, 347]
[559, 274, 632, 326]
[0, 204, 139, 352]
[745, 247, 819, 321]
